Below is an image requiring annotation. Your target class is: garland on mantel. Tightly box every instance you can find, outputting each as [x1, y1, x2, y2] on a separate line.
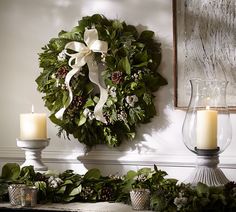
[0, 163, 236, 211]
[36, 14, 167, 148]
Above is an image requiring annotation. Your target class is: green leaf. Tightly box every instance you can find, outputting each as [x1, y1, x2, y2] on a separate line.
[84, 98, 95, 108]
[139, 30, 154, 41]
[105, 56, 116, 68]
[126, 25, 138, 39]
[49, 114, 64, 127]
[59, 31, 81, 40]
[112, 20, 123, 30]
[196, 182, 209, 197]
[125, 170, 137, 180]
[91, 14, 104, 23]
[133, 61, 149, 68]
[34, 181, 47, 195]
[150, 193, 167, 211]
[129, 107, 145, 124]
[117, 47, 128, 57]
[76, 115, 87, 126]
[71, 26, 84, 34]
[126, 132, 135, 139]
[135, 42, 145, 49]
[93, 96, 99, 104]
[144, 73, 167, 92]
[137, 168, 152, 175]
[63, 179, 73, 185]
[63, 196, 75, 202]
[84, 168, 101, 180]
[154, 164, 158, 172]
[143, 93, 152, 105]
[1, 163, 20, 180]
[135, 50, 148, 63]
[69, 185, 82, 196]
[62, 91, 69, 106]
[118, 57, 131, 75]
[85, 83, 94, 95]
[19, 166, 35, 182]
[0, 183, 8, 195]
[106, 99, 114, 107]
[130, 82, 137, 90]
[56, 185, 66, 194]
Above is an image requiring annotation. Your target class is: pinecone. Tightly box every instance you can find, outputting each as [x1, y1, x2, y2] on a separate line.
[56, 66, 68, 79]
[224, 181, 236, 193]
[80, 186, 95, 201]
[103, 112, 111, 124]
[111, 71, 123, 84]
[65, 96, 84, 119]
[100, 186, 114, 201]
[71, 96, 84, 108]
[34, 172, 47, 181]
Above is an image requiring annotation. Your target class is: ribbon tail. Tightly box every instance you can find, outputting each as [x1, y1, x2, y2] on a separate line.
[87, 57, 108, 123]
[55, 107, 66, 119]
[55, 68, 80, 119]
[94, 86, 108, 123]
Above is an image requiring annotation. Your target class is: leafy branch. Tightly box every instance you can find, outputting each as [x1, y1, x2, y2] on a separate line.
[1, 163, 236, 211]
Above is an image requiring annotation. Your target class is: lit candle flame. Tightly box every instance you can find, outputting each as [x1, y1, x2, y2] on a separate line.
[206, 105, 210, 110]
[31, 105, 34, 113]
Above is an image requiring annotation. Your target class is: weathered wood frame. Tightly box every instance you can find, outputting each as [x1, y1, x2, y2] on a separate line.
[173, 0, 236, 111]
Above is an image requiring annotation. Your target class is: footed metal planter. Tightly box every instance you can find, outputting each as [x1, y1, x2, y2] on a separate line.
[130, 188, 150, 210]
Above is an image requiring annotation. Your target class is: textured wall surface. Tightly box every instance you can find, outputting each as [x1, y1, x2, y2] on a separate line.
[0, 0, 235, 182]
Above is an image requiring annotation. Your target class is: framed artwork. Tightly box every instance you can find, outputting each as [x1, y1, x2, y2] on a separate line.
[173, 0, 236, 110]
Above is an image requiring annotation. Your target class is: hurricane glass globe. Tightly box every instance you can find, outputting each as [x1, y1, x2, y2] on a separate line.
[182, 79, 232, 186]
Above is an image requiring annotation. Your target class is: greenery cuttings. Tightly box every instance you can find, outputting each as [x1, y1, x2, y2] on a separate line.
[1, 163, 236, 211]
[36, 14, 167, 147]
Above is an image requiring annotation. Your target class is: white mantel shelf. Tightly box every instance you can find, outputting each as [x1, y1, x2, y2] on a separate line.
[0, 202, 151, 212]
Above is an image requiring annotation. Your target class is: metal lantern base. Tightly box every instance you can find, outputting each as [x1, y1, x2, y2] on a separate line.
[17, 139, 50, 172]
[185, 154, 229, 186]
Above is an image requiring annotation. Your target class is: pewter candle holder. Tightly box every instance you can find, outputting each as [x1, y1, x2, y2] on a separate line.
[185, 149, 229, 186]
[17, 138, 50, 172]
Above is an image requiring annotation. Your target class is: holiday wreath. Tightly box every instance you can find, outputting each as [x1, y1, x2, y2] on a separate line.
[36, 14, 167, 147]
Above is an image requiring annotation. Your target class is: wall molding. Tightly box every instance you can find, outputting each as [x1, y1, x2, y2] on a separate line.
[1, 146, 236, 169]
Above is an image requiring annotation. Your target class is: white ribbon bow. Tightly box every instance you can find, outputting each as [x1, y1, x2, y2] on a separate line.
[55, 28, 108, 123]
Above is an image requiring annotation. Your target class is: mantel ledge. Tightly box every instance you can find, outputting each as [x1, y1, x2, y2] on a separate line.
[0, 202, 151, 212]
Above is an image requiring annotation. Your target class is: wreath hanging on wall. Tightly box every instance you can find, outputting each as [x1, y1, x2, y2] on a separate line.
[36, 14, 167, 148]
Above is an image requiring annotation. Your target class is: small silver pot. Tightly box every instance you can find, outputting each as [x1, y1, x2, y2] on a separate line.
[130, 188, 150, 210]
[21, 186, 38, 207]
[8, 184, 26, 205]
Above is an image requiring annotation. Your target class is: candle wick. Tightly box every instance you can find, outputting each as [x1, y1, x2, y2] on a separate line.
[31, 105, 34, 113]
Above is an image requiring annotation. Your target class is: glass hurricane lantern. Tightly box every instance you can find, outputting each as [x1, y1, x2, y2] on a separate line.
[182, 79, 232, 186]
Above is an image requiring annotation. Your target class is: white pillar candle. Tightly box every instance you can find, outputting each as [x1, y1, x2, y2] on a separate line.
[20, 106, 47, 140]
[196, 106, 218, 149]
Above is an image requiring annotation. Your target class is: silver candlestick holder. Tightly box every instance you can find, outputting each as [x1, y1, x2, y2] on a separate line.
[17, 138, 50, 172]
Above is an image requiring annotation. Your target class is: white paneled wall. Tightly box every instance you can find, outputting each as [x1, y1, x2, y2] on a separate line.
[0, 0, 235, 182]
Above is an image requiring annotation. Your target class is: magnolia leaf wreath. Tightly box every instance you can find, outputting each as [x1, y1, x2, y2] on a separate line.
[36, 14, 167, 147]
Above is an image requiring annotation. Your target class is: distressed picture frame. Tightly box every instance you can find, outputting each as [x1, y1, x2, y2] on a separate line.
[173, 0, 236, 110]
